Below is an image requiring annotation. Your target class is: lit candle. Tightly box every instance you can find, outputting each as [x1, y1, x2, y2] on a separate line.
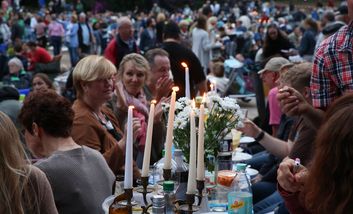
[197, 95, 205, 181]
[181, 62, 190, 99]
[124, 106, 134, 189]
[164, 87, 179, 170]
[210, 83, 214, 92]
[187, 100, 197, 194]
[141, 100, 156, 177]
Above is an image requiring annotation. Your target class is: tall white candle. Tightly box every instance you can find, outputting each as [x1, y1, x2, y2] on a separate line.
[187, 100, 197, 194]
[141, 100, 156, 177]
[124, 106, 134, 189]
[182, 62, 191, 99]
[197, 96, 205, 180]
[210, 83, 214, 92]
[164, 87, 179, 170]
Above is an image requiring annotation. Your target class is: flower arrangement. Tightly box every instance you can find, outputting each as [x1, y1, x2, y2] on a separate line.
[164, 92, 242, 172]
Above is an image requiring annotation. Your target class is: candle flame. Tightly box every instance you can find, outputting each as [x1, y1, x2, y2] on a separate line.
[128, 105, 135, 109]
[172, 86, 179, 92]
[181, 62, 188, 68]
[151, 100, 157, 104]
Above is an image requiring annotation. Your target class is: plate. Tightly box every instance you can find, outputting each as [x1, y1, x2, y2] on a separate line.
[246, 168, 259, 178]
[235, 147, 244, 152]
[232, 152, 252, 161]
[240, 136, 255, 144]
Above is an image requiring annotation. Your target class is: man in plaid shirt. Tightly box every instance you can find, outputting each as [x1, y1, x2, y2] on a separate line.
[311, 22, 353, 110]
[277, 1, 353, 129]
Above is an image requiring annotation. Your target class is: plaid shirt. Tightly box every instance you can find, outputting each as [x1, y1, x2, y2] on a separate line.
[311, 22, 353, 109]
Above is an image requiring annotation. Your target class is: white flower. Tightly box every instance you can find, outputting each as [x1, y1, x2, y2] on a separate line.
[175, 101, 184, 110]
[220, 97, 239, 111]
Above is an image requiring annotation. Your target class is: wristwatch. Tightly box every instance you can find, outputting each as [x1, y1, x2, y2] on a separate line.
[255, 131, 265, 142]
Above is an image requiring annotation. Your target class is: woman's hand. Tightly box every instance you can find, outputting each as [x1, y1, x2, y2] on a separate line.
[238, 118, 262, 138]
[123, 118, 142, 143]
[132, 118, 142, 142]
[277, 157, 308, 193]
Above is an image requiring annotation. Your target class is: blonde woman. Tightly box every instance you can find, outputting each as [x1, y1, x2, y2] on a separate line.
[112, 53, 166, 167]
[71, 55, 140, 178]
[0, 111, 57, 214]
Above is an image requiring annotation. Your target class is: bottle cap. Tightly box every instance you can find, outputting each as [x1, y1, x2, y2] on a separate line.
[236, 163, 247, 171]
[163, 181, 175, 191]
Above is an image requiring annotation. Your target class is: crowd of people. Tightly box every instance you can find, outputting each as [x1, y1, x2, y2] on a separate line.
[1, 0, 353, 213]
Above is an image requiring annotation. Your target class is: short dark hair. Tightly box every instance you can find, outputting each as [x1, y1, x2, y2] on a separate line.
[163, 21, 180, 40]
[26, 41, 37, 48]
[19, 90, 74, 138]
[144, 48, 169, 66]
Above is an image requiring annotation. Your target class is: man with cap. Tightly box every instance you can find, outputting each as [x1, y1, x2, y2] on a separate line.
[258, 57, 290, 136]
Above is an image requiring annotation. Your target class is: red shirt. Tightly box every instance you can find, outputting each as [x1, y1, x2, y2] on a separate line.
[28, 47, 52, 70]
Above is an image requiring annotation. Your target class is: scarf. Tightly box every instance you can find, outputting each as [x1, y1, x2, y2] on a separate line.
[117, 81, 148, 150]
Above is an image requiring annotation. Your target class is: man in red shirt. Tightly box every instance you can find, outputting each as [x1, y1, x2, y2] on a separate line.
[104, 17, 139, 68]
[24, 41, 52, 71]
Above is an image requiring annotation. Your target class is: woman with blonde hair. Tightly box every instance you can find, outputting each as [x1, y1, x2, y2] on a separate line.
[113, 53, 166, 167]
[0, 111, 57, 214]
[71, 55, 140, 178]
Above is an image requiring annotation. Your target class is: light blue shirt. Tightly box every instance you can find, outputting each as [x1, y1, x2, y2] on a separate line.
[81, 24, 90, 45]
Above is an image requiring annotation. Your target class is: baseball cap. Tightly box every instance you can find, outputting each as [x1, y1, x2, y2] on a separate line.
[258, 57, 290, 74]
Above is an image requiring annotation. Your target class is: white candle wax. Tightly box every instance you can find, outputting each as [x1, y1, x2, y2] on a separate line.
[124, 106, 134, 189]
[187, 103, 197, 194]
[197, 103, 205, 180]
[141, 100, 156, 177]
[185, 67, 191, 99]
[164, 87, 178, 170]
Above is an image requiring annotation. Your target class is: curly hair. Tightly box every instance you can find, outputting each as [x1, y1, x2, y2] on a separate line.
[304, 93, 353, 213]
[19, 90, 74, 138]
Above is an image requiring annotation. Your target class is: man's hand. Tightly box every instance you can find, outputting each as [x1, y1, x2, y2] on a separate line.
[277, 157, 308, 193]
[155, 76, 173, 102]
[238, 118, 262, 138]
[277, 86, 310, 117]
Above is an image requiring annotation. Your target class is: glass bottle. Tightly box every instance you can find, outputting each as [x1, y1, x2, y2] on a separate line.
[173, 149, 188, 200]
[227, 163, 253, 214]
[113, 175, 125, 196]
[163, 181, 176, 214]
[152, 149, 177, 184]
[151, 195, 165, 214]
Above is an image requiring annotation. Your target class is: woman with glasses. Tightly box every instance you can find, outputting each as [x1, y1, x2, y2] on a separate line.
[71, 55, 140, 178]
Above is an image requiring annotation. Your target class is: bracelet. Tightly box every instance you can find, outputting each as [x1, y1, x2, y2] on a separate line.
[255, 131, 265, 142]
